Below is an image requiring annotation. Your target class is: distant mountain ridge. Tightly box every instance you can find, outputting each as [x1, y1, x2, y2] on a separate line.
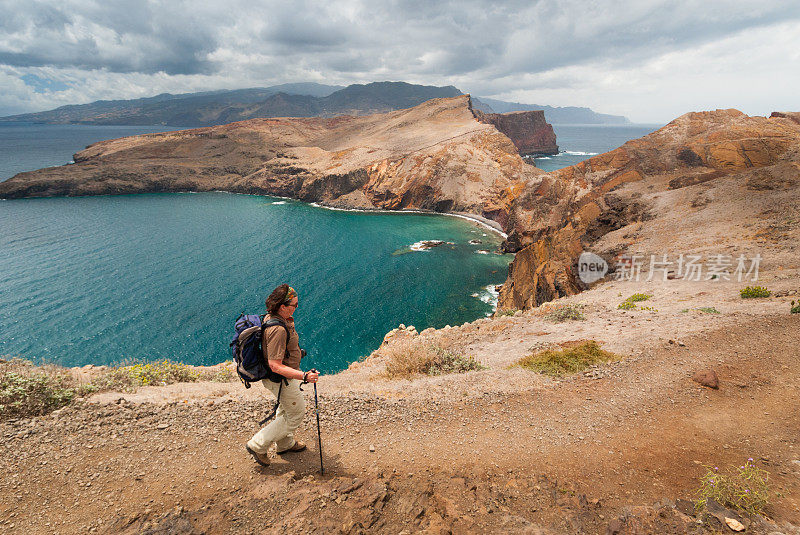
[0, 81, 629, 126]
[474, 97, 629, 124]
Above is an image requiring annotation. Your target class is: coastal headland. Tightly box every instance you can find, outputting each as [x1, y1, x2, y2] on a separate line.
[1, 102, 800, 533]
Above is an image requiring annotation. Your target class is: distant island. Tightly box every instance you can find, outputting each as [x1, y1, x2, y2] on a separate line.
[473, 97, 630, 124]
[0, 81, 630, 126]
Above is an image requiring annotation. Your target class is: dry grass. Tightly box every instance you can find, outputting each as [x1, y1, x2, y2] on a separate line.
[0, 357, 235, 419]
[516, 340, 621, 377]
[543, 303, 586, 322]
[381, 332, 485, 379]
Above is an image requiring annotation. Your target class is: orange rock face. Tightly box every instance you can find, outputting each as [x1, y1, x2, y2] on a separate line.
[0, 96, 541, 229]
[475, 110, 558, 155]
[498, 108, 800, 310]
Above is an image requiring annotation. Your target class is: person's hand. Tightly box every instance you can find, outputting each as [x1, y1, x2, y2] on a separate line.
[303, 370, 319, 383]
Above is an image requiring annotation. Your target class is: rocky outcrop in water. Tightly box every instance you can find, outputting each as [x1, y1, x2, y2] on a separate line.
[475, 110, 558, 155]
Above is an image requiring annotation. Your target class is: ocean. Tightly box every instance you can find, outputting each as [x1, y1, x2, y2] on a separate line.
[0, 121, 662, 372]
[531, 124, 661, 171]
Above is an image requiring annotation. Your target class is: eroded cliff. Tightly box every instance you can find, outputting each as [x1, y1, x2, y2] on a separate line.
[498, 108, 800, 309]
[475, 110, 558, 155]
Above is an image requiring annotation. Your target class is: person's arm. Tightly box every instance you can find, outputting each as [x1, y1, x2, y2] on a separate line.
[267, 359, 318, 382]
[265, 326, 319, 382]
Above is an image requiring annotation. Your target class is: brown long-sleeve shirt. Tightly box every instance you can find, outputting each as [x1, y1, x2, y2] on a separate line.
[262, 315, 302, 370]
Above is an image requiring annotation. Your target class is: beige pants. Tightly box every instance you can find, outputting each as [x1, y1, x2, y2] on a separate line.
[247, 378, 305, 454]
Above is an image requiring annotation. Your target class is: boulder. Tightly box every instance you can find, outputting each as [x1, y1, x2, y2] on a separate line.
[692, 369, 720, 389]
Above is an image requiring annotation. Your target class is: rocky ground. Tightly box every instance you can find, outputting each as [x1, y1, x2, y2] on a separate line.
[2, 271, 799, 534]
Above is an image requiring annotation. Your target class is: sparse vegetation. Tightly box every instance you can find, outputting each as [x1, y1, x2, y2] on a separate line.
[0, 358, 96, 419]
[544, 303, 586, 322]
[496, 308, 518, 317]
[740, 286, 771, 298]
[639, 306, 658, 312]
[516, 341, 620, 377]
[383, 333, 486, 379]
[697, 307, 720, 314]
[100, 359, 200, 389]
[791, 300, 800, 314]
[0, 357, 235, 419]
[617, 293, 653, 310]
[695, 458, 770, 516]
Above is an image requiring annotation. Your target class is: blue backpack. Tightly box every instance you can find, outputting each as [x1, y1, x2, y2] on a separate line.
[230, 313, 288, 388]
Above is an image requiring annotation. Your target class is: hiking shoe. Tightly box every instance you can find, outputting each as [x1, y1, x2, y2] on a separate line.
[277, 440, 306, 454]
[245, 444, 270, 467]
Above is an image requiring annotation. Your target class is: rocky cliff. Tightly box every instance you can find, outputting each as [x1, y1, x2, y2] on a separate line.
[498, 108, 800, 309]
[475, 110, 558, 155]
[4, 98, 797, 313]
[0, 96, 543, 228]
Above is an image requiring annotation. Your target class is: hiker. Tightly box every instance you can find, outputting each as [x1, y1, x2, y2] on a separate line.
[245, 284, 319, 467]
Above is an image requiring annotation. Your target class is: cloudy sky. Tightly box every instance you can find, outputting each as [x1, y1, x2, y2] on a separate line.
[1, 0, 798, 123]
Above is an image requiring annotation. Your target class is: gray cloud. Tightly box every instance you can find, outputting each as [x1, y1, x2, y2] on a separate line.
[1, 0, 800, 121]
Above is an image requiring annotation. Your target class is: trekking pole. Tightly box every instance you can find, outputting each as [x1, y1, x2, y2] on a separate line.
[312, 373, 324, 475]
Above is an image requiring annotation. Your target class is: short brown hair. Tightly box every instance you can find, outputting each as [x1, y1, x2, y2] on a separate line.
[266, 284, 293, 315]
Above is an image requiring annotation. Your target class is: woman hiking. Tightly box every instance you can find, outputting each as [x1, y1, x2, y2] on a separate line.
[245, 284, 319, 467]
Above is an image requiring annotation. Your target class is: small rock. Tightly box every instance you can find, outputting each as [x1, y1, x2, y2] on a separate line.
[692, 369, 719, 389]
[725, 517, 745, 532]
[606, 518, 623, 534]
[369, 445, 375, 452]
[156, 423, 170, 430]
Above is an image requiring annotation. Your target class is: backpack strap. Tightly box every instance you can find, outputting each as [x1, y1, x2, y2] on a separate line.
[261, 317, 291, 361]
[258, 377, 289, 425]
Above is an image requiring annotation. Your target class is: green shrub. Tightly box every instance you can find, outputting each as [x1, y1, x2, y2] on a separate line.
[99, 359, 201, 390]
[740, 286, 771, 298]
[791, 300, 800, 314]
[0, 358, 94, 419]
[626, 293, 652, 302]
[496, 308, 518, 317]
[426, 348, 486, 376]
[516, 341, 620, 377]
[617, 301, 637, 310]
[695, 458, 770, 516]
[544, 303, 586, 322]
[697, 307, 720, 314]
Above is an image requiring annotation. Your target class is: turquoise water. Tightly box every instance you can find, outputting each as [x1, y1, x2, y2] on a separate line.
[0, 193, 510, 372]
[0, 121, 662, 373]
[532, 124, 662, 171]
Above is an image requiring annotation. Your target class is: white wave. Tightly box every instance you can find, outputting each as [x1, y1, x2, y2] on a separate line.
[474, 284, 501, 314]
[535, 156, 551, 160]
[271, 201, 287, 205]
[408, 240, 454, 251]
[562, 150, 599, 156]
[475, 249, 490, 255]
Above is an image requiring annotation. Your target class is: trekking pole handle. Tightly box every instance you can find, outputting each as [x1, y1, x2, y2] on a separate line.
[300, 368, 319, 390]
[302, 368, 319, 383]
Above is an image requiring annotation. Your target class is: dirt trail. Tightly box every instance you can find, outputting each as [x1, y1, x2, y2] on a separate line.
[1, 310, 799, 534]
